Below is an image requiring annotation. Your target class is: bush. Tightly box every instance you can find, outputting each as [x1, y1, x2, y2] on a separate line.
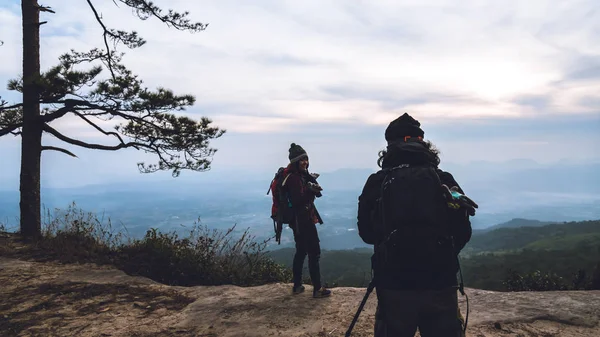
[504, 266, 600, 291]
[118, 225, 292, 286]
[591, 262, 600, 290]
[21, 203, 291, 287]
[38, 203, 124, 262]
[504, 269, 569, 291]
[571, 269, 588, 290]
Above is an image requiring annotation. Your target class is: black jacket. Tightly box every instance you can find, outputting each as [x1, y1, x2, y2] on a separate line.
[356, 141, 472, 289]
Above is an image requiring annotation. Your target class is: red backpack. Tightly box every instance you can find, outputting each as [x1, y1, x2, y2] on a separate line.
[267, 166, 294, 244]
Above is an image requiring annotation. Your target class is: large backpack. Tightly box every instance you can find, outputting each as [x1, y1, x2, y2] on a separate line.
[372, 163, 456, 278]
[267, 166, 294, 244]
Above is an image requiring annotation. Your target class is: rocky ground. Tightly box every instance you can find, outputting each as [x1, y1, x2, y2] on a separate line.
[1, 256, 600, 337]
[1, 230, 600, 337]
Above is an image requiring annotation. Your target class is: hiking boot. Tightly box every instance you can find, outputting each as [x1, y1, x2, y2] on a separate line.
[292, 285, 305, 295]
[313, 287, 332, 298]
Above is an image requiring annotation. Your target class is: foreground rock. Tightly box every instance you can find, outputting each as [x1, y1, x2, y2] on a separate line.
[1, 257, 599, 337]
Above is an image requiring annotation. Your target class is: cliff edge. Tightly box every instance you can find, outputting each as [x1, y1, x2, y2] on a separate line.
[1, 256, 599, 337]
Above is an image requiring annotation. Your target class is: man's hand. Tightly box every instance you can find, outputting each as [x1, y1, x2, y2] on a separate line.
[441, 184, 478, 216]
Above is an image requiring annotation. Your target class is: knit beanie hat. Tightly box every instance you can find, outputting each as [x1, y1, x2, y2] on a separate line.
[384, 112, 425, 142]
[289, 143, 308, 163]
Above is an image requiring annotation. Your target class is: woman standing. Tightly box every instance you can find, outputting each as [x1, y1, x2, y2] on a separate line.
[284, 143, 331, 298]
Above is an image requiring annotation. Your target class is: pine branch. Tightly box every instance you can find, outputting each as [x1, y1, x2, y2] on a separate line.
[84, 0, 208, 79]
[116, 0, 209, 31]
[43, 98, 169, 133]
[0, 102, 23, 136]
[85, 0, 117, 79]
[0, 103, 23, 111]
[71, 110, 126, 144]
[42, 102, 78, 122]
[0, 124, 23, 137]
[43, 123, 144, 151]
[41, 146, 77, 157]
[36, 5, 56, 13]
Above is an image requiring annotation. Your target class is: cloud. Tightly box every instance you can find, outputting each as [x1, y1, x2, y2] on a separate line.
[2, 0, 599, 127]
[1, 0, 600, 185]
[564, 55, 600, 82]
[249, 53, 337, 68]
[511, 94, 551, 108]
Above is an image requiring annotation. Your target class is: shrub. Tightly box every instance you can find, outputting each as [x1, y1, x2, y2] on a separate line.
[503, 267, 600, 291]
[118, 224, 292, 286]
[37, 202, 123, 262]
[15, 203, 291, 287]
[504, 269, 569, 291]
[591, 262, 600, 290]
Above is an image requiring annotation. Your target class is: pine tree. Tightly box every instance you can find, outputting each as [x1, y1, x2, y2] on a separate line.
[0, 1, 225, 238]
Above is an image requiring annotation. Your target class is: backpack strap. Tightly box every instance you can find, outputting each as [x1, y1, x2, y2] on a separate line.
[281, 174, 291, 187]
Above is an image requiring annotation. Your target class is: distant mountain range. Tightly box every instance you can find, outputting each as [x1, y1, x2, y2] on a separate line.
[267, 219, 600, 290]
[479, 218, 558, 232]
[0, 159, 599, 248]
[465, 219, 600, 254]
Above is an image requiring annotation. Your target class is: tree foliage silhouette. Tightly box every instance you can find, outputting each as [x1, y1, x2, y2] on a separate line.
[0, 1, 225, 238]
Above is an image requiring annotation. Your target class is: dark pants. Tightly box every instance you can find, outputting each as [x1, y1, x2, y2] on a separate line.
[291, 222, 322, 290]
[374, 287, 465, 337]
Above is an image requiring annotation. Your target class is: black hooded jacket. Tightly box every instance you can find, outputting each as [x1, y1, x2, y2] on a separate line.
[356, 140, 472, 289]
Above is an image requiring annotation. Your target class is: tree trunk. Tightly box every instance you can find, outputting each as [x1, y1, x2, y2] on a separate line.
[19, 0, 43, 239]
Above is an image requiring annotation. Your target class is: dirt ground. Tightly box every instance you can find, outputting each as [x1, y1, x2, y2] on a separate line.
[1, 235, 600, 337]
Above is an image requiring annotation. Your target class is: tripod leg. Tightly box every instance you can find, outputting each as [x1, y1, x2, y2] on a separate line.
[345, 281, 375, 337]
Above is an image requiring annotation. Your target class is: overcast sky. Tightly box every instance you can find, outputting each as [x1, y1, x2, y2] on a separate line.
[0, 0, 599, 189]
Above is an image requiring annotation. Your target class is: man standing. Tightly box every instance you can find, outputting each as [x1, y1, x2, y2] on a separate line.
[356, 113, 473, 336]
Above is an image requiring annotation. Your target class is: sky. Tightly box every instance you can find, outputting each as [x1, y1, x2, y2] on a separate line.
[0, 0, 599, 189]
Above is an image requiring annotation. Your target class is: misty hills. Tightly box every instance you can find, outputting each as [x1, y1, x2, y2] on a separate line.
[267, 219, 600, 290]
[0, 159, 599, 244]
[466, 219, 600, 254]
[317, 160, 600, 229]
[477, 218, 557, 232]
[319, 159, 600, 193]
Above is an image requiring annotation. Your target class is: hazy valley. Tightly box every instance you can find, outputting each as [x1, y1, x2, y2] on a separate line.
[1, 159, 599, 251]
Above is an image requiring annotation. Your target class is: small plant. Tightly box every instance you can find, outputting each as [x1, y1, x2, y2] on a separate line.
[0, 216, 19, 234]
